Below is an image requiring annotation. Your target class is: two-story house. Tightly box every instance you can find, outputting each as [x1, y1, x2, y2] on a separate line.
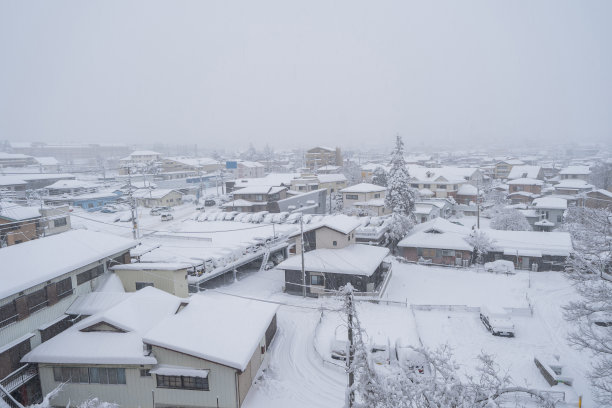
[0, 204, 41, 247]
[507, 178, 543, 204]
[0, 230, 135, 406]
[531, 197, 568, 230]
[223, 186, 288, 213]
[558, 166, 591, 181]
[340, 183, 388, 216]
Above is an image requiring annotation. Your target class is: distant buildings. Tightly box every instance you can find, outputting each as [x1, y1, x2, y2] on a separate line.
[305, 146, 342, 171]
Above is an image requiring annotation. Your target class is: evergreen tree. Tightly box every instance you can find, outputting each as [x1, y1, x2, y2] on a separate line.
[371, 167, 388, 187]
[384, 135, 416, 247]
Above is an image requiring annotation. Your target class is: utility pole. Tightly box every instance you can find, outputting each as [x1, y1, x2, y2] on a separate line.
[198, 160, 203, 204]
[300, 213, 306, 298]
[346, 287, 355, 408]
[476, 176, 480, 229]
[127, 167, 138, 240]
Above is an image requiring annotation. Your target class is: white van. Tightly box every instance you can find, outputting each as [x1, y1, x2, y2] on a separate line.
[480, 306, 515, 337]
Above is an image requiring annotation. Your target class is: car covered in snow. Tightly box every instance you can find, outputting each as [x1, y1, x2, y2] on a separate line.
[369, 335, 391, 365]
[484, 260, 516, 274]
[161, 213, 174, 221]
[331, 339, 349, 361]
[480, 306, 515, 337]
[395, 338, 428, 375]
[150, 207, 163, 216]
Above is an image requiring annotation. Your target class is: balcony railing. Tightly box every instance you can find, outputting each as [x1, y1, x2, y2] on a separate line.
[1, 364, 38, 394]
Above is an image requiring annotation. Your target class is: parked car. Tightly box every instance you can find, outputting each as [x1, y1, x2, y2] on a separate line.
[484, 260, 516, 274]
[159, 206, 174, 212]
[204, 199, 216, 206]
[589, 311, 612, 327]
[195, 204, 206, 211]
[161, 213, 174, 221]
[150, 207, 163, 216]
[101, 206, 117, 213]
[480, 306, 515, 337]
[369, 335, 391, 365]
[395, 338, 427, 374]
[331, 339, 349, 361]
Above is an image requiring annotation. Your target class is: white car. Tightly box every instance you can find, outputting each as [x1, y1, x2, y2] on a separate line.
[161, 213, 174, 221]
[369, 336, 391, 365]
[331, 339, 349, 361]
[395, 338, 427, 374]
[480, 306, 515, 337]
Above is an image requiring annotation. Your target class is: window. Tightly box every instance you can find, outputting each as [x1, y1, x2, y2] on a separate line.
[423, 184, 430, 189]
[557, 215, 562, 222]
[345, 194, 358, 200]
[332, 240, 337, 246]
[140, 369, 151, 377]
[441, 249, 455, 257]
[27, 288, 48, 313]
[77, 265, 105, 285]
[52, 367, 126, 385]
[311, 275, 324, 285]
[0, 301, 18, 328]
[157, 375, 209, 391]
[411, 184, 419, 188]
[374, 193, 380, 198]
[135, 282, 154, 290]
[56, 277, 73, 299]
[53, 218, 67, 227]
[418, 248, 436, 258]
[88, 203, 94, 208]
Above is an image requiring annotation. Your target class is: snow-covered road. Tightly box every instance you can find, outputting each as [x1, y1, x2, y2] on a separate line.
[243, 308, 346, 408]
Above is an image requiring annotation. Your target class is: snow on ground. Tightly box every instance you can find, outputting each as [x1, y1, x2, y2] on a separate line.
[386, 262, 530, 308]
[214, 263, 591, 408]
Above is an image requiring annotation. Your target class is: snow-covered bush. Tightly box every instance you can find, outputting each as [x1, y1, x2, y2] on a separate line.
[490, 208, 531, 231]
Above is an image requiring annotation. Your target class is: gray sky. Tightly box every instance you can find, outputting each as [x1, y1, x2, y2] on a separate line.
[1, 0, 611, 150]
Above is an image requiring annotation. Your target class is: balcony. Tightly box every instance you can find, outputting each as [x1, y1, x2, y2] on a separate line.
[1, 364, 38, 394]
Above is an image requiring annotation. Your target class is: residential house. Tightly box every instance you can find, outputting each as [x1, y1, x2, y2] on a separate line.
[397, 219, 474, 267]
[507, 178, 543, 204]
[288, 215, 361, 255]
[414, 203, 440, 223]
[223, 186, 287, 213]
[134, 189, 183, 208]
[290, 174, 347, 195]
[0, 153, 37, 168]
[274, 189, 328, 215]
[45, 191, 123, 212]
[305, 146, 343, 171]
[584, 189, 612, 210]
[340, 183, 388, 215]
[316, 165, 341, 174]
[227, 161, 265, 179]
[559, 166, 591, 181]
[494, 159, 525, 179]
[33, 157, 61, 173]
[455, 184, 478, 205]
[279, 244, 390, 296]
[0, 174, 76, 198]
[39, 205, 71, 236]
[507, 166, 543, 180]
[0, 204, 41, 247]
[359, 163, 389, 182]
[45, 180, 98, 196]
[0, 230, 135, 405]
[532, 197, 567, 230]
[111, 263, 193, 298]
[397, 218, 572, 271]
[407, 166, 482, 199]
[553, 179, 594, 196]
[161, 157, 221, 174]
[225, 173, 299, 194]
[23, 289, 278, 408]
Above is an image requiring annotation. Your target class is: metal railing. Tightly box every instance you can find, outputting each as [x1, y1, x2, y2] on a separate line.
[0, 364, 38, 394]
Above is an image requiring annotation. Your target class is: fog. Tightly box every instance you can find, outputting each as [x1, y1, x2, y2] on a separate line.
[1, 0, 611, 150]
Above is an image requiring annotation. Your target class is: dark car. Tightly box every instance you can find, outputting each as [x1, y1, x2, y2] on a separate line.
[204, 199, 216, 207]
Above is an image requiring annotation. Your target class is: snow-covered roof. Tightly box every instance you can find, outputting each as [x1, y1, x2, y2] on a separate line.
[0, 152, 33, 160]
[414, 204, 436, 215]
[534, 219, 555, 226]
[317, 173, 347, 183]
[318, 215, 362, 234]
[133, 188, 182, 199]
[0, 230, 136, 299]
[354, 199, 386, 207]
[34, 157, 60, 166]
[559, 166, 590, 175]
[497, 159, 524, 165]
[418, 188, 434, 197]
[111, 262, 193, 271]
[164, 157, 218, 167]
[221, 199, 260, 207]
[143, 292, 278, 371]
[340, 183, 386, 193]
[589, 189, 612, 199]
[0, 203, 41, 221]
[507, 166, 541, 180]
[239, 161, 265, 168]
[129, 150, 161, 156]
[360, 163, 389, 172]
[407, 166, 479, 184]
[66, 291, 132, 316]
[23, 287, 181, 365]
[233, 185, 286, 195]
[277, 244, 389, 276]
[457, 184, 477, 196]
[486, 230, 572, 257]
[232, 173, 299, 189]
[507, 178, 544, 186]
[532, 197, 568, 210]
[309, 146, 335, 152]
[397, 218, 473, 251]
[46, 179, 97, 190]
[554, 179, 593, 190]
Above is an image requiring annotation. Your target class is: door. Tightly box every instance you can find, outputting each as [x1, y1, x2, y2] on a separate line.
[521, 257, 530, 270]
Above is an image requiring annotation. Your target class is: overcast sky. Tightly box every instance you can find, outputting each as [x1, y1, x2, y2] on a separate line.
[1, 0, 611, 150]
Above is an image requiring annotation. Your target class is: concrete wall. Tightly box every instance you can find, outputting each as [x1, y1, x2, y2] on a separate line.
[113, 268, 189, 298]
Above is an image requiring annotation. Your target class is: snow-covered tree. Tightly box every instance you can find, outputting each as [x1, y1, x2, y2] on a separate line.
[467, 230, 495, 264]
[384, 135, 416, 247]
[27, 385, 119, 408]
[562, 206, 612, 405]
[490, 208, 531, 231]
[371, 167, 388, 187]
[590, 162, 612, 190]
[340, 284, 556, 408]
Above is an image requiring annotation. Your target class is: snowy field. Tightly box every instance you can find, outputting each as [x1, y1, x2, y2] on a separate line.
[208, 263, 592, 407]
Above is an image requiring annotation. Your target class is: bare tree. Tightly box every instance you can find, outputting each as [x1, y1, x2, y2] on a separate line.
[563, 206, 612, 405]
